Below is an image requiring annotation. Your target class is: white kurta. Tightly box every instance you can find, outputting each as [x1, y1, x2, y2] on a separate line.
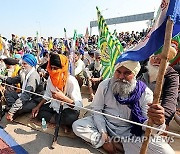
[72, 78, 174, 154]
[91, 78, 152, 136]
[43, 75, 83, 113]
[74, 58, 85, 76]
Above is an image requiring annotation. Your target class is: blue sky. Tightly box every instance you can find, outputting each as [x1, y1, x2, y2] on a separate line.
[0, 0, 161, 39]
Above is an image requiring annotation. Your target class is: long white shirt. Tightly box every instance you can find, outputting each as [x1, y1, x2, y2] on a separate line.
[92, 78, 154, 137]
[43, 75, 83, 113]
[74, 59, 85, 76]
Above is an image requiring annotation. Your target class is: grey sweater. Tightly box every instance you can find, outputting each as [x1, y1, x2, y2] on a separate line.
[6, 70, 40, 102]
[138, 66, 179, 125]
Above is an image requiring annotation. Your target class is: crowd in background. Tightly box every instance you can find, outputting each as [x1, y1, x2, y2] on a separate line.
[0, 28, 150, 58]
[0, 26, 179, 154]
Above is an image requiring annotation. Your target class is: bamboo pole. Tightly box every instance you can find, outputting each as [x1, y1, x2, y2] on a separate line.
[140, 17, 174, 154]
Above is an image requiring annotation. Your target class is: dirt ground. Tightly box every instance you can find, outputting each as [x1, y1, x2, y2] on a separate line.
[0, 86, 180, 154]
[0, 116, 102, 154]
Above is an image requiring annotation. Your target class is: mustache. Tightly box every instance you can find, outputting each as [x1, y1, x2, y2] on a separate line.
[113, 79, 130, 84]
[112, 77, 136, 97]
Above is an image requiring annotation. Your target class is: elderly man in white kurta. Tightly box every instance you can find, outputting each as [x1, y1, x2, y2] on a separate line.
[72, 60, 174, 154]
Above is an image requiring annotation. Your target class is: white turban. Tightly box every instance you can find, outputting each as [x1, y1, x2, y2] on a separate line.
[114, 60, 141, 76]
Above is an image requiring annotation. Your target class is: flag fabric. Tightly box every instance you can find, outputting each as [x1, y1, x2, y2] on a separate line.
[96, 7, 124, 79]
[170, 34, 180, 65]
[154, 34, 180, 66]
[72, 30, 77, 51]
[116, 0, 180, 64]
[112, 29, 118, 37]
[38, 43, 47, 58]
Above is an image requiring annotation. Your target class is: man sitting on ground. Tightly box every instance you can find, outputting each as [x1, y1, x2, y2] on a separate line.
[74, 51, 85, 88]
[72, 60, 174, 154]
[4, 53, 41, 121]
[85, 50, 103, 101]
[32, 53, 82, 132]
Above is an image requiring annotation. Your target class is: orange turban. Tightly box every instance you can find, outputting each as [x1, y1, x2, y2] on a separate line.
[47, 54, 68, 91]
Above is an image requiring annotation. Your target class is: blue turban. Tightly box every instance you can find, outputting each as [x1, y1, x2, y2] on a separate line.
[14, 54, 21, 59]
[22, 53, 37, 67]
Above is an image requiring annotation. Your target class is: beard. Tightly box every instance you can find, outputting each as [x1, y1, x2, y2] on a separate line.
[20, 69, 26, 82]
[22, 65, 33, 75]
[94, 60, 102, 71]
[146, 61, 159, 82]
[146, 61, 169, 82]
[20, 66, 32, 82]
[111, 77, 136, 98]
[23, 68, 30, 75]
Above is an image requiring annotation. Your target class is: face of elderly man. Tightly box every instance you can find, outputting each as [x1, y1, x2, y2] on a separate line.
[149, 54, 162, 67]
[114, 66, 134, 82]
[112, 66, 136, 97]
[149, 46, 177, 69]
[22, 61, 32, 73]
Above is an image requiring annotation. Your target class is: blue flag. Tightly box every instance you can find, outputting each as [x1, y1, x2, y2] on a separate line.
[38, 43, 48, 58]
[116, 0, 180, 64]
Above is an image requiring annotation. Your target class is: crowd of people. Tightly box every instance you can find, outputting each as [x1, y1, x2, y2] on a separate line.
[0, 29, 179, 153]
[0, 29, 150, 57]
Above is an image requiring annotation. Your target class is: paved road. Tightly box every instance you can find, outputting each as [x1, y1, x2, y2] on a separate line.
[0, 116, 102, 154]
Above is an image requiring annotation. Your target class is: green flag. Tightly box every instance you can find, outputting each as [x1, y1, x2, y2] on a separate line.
[72, 30, 77, 51]
[96, 7, 124, 79]
[154, 34, 180, 66]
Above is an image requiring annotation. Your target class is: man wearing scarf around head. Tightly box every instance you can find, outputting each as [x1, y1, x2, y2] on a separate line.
[6, 53, 40, 121]
[32, 53, 82, 132]
[72, 59, 174, 154]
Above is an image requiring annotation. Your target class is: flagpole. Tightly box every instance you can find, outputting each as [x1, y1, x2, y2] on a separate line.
[36, 31, 41, 64]
[140, 16, 174, 154]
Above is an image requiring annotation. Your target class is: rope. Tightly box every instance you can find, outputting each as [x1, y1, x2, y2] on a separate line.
[1, 82, 180, 138]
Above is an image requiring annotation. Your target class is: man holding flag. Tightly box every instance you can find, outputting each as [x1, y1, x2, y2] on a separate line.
[138, 45, 179, 127]
[73, 0, 178, 153]
[73, 59, 174, 154]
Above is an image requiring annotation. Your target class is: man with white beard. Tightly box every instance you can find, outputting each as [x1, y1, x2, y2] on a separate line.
[73, 60, 174, 154]
[138, 46, 179, 127]
[2, 54, 41, 121]
[85, 50, 103, 101]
